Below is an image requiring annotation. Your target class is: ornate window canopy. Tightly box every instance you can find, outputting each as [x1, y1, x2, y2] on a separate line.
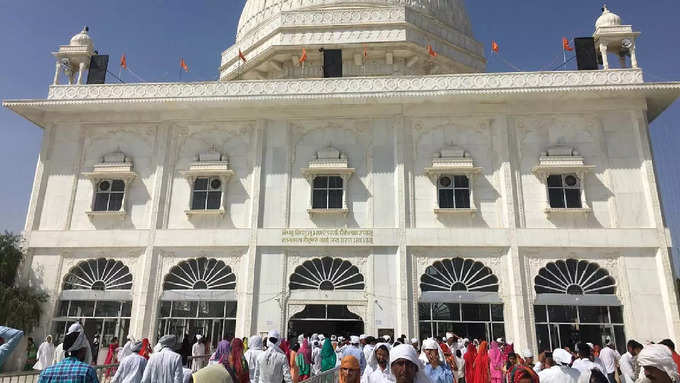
[419, 257, 501, 304]
[162, 257, 237, 301]
[424, 146, 481, 214]
[534, 259, 620, 306]
[82, 151, 136, 217]
[289, 257, 365, 291]
[61, 258, 133, 301]
[180, 148, 234, 216]
[532, 146, 595, 214]
[301, 146, 355, 215]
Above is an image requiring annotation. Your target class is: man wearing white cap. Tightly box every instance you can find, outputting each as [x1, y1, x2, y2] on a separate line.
[38, 326, 97, 383]
[383, 335, 392, 344]
[637, 343, 680, 383]
[141, 335, 183, 383]
[439, 333, 457, 374]
[112, 340, 147, 383]
[244, 335, 264, 383]
[411, 339, 420, 353]
[191, 335, 207, 372]
[537, 349, 580, 383]
[254, 330, 292, 383]
[389, 344, 433, 383]
[521, 350, 535, 370]
[421, 338, 452, 383]
[342, 336, 367, 374]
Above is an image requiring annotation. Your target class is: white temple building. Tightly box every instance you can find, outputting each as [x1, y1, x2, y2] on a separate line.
[4, 1, 680, 354]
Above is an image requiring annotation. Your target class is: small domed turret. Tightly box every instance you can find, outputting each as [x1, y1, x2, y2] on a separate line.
[595, 5, 622, 29]
[69, 26, 94, 50]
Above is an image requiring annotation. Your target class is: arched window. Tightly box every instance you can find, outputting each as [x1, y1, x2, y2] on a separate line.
[158, 257, 237, 349]
[420, 258, 499, 292]
[418, 258, 503, 342]
[63, 258, 133, 291]
[533, 259, 624, 354]
[534, 259, 616, 295]
[289, 257, 365, 290]
[54, 258, 133, 350]
[163, 257, 236, 290]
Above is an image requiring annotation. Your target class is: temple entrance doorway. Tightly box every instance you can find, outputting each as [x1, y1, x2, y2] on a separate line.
[287, 304, 364, 340]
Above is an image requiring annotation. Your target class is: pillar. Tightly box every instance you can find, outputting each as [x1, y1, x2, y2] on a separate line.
[53, 62, 60, 85]
[630, 43, 639, 68]
[600, 43, 609, 70]
[77, 62, 86, 84]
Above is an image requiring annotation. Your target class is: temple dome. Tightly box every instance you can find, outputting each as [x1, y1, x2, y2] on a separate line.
[595, 5, 622, 29]
[236, 0, 474, 41]
[69, 26, 93, 50]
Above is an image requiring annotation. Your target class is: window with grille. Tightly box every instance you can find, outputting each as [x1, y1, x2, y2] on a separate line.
[191, 177, 223, 210]
[547, 174, 582, 208]
[312, 176, 344, 209]
[437, 175, 470, 209]
[93, 180, 126, 211]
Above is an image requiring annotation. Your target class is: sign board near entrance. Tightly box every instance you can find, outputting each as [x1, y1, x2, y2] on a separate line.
[281, 229, 373, 245]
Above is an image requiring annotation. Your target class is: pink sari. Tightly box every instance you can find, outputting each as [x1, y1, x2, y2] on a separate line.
[489, 341, 504, 383]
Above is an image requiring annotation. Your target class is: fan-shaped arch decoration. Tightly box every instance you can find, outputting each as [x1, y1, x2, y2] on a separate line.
[63, 258, 133, 291]
[289, 257, 365, 290]
[163, 257, 236, 290]
[420, 258, 499, 292]
[534, 259, 616, 295]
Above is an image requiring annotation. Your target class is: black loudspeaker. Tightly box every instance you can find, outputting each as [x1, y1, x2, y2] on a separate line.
[574, 38, 598, 71]
[87, 55, 109, 84]
[323, 49, 342, 78]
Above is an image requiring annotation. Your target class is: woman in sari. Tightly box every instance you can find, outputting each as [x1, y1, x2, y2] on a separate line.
[230, 338, 250, 383]
[320, 338, 337, 372]
[104, 337, 119, 377]
[464, 343, 478, 383]
[280, 340, 291, 364]
[290, 343, 300, 383]
[472, 341, 490, 383]
[508, 366, 539, 383]
[295, 339, 312, 381]
[489, 341, 503, 383]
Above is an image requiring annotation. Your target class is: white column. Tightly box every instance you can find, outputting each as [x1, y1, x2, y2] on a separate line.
[600, 43, 609, 70]
[77, 62, 86, 84]
[630, 43, 639, 68]
[53, 62, 60, 85]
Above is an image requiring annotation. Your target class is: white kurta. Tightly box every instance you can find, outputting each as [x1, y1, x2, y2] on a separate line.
[141, 347, 184, 383]
[366, 366, 395, 383]
[118, 341, 134, 363]
[33, 341, 55, 370]
[620, 352, 636, 382]
[192, 342, 207, 372]
[311, 346, 321, 375]
[572, 358, 606, 375]
[538, 365, 581, 383]
[254, 347, 292, 383]
[113, 353, 148, 383]
[244, 348, 264, 383]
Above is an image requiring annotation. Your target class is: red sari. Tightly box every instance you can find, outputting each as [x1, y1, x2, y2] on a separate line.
[139, 338, 152, 359]
[473, 341, 490, 383]
[104, 342, 119, 376]
[464, 343, 478, 382]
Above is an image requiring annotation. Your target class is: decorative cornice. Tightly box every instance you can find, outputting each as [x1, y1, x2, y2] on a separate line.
[41, 69, 643, 102]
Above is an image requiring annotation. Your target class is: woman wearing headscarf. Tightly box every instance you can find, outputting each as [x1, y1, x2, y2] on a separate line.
[192, 339, 234, 383]
[489, 342, 503, 383]
[244, 336, 263, 383]
[321, 338, 337, 372]
[139, 338, 152, 360]
[339, 355, 361, 383]
[295, 339, 312, 381]
[508, 366, 539, 383]
[106, 337, 120, 377]
[464, 343, 478, 383]
[472, 341, 490, 383]
[210, 340, 232, 366]
[289, 342, 300, 383]
[230, 338, 250, 383]
[33, 335, 55, 370]
[280, 340, 291, 364]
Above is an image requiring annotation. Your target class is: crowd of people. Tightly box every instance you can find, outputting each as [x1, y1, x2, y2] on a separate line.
[31, 323, 680, 383]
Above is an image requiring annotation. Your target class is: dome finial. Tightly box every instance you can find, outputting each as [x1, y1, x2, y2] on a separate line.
[602, 4, 608, 12]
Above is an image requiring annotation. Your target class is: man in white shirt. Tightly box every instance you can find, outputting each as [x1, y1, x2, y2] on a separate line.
[244, 335, 264, 383]
[364, 343, 393, 383]
[113, 341, 147, 383]
[598, 341, 621, 383]
[141, 335, 183, 383]
[254, 330, 292, 383]
[572, 342, 606, 375]
[537, 349, 580, 383]
[619, 340, 643, 383]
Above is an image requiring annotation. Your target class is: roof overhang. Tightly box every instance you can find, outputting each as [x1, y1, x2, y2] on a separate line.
[4, 69, 680, 127]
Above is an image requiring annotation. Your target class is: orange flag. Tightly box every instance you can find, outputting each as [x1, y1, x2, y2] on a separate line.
[120, 54, 127, 69]
[427, 44, 438, 57]
[299, 48, 307, 65]
[492, 41, 499, 53]
[238, 49, 247, 62]
[562, 37, 574, 52]
[180, 57, 189, 72]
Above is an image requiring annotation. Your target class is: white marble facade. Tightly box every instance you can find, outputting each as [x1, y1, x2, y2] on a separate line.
[4, 1, 680, 354]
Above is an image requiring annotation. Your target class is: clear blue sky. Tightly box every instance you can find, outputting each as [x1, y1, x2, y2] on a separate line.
[1, 1, 679, 259]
